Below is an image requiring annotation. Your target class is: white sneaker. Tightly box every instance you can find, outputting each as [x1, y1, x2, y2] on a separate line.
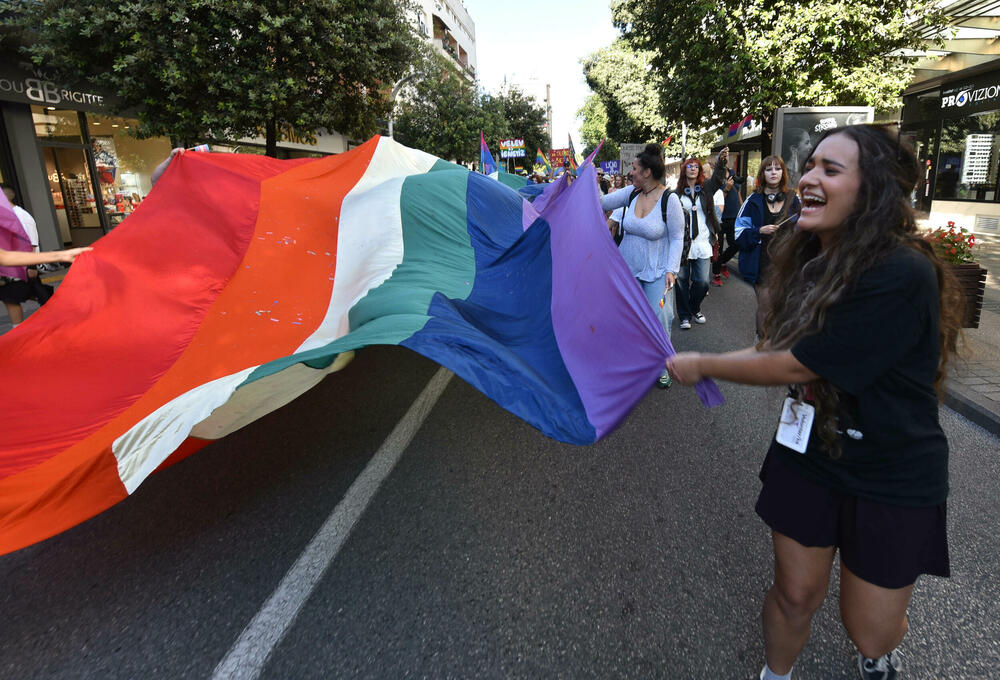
[858, 649, 902, 679]
[680, 319, 692, 330]
[694, 312, 707, 324]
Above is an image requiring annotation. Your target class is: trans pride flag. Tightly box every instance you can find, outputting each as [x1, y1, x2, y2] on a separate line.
[0, 136, 721, 555]
[480, 131, 497, 175]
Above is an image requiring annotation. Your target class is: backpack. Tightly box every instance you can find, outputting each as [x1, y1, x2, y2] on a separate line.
[617, 188, 673, 246]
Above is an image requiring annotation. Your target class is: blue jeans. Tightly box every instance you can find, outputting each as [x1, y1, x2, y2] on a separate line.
[675, 257, 711, 321]
[639, 275, 674, 339]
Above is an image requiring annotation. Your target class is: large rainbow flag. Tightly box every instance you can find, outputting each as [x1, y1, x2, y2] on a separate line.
[0, 136, 721, 555]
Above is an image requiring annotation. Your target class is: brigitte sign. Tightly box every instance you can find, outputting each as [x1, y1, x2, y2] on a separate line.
[0, 59, 115, 113]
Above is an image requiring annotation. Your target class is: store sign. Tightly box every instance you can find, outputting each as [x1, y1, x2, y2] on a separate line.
[941, 81, 1000, 116]
[499, 138, 525, 159]
[0, 58, 117, 112]
[938, 72, 1000, 118]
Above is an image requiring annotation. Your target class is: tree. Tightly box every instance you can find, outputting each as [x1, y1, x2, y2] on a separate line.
[577, 95, 620, 163]
[393, 48, 549, 168]
[581, 39, 670, 145]
[611, 0, 948, 153]
[9, 0, 418, 156]
[392, 46, 483, 164]
[481, 86, 550, 168]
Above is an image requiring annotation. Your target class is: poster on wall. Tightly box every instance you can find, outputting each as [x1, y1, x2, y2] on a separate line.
[772, 107, 874, 187]
[92, 136, 119, 185]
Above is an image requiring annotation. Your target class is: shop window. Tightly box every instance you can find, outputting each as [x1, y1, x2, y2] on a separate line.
[86, 113, 172, 220]
[42, 146, 101, 245]
[935, 111, 1000, 201]
[31, 106, 83, 144]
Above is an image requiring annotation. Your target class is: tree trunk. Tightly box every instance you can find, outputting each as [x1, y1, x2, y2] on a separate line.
[759, 111, 773, 158]
[265, 117, 278, 158]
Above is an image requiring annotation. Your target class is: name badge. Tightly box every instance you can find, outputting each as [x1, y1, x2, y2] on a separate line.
[775, 397, 814, 454]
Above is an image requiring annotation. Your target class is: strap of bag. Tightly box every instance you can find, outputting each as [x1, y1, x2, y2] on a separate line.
[625, 187, 670, 230]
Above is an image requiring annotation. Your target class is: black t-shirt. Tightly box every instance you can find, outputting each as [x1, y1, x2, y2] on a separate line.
[769, 246, 948, 507]
[759, 195, 801, 276]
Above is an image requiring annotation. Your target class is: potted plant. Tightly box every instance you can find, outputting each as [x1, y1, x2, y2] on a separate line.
[925, 222, 987, 328]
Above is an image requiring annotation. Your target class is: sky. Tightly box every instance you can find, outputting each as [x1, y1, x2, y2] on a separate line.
[462, 0, 619, 151]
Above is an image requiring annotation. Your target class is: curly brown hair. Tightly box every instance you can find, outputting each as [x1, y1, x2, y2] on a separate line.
[762, 125, 963, 456]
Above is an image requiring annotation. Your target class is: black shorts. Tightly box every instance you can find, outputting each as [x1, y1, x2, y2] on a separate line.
[755, 452, 950, 589]
[0, 277, 32, 304]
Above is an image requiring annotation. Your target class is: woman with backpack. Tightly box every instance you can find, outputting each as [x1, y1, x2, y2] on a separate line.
[674, 148, 730, 329]
[600, 143, 684, 388]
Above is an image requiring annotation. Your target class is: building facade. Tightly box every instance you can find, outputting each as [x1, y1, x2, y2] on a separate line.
[0, 54, 348, 251]
[413, 0, 477, 80]
[897, 0, 1000, 230]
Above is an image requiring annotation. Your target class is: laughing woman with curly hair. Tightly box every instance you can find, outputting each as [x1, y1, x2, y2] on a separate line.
[667, 125, 962, 680]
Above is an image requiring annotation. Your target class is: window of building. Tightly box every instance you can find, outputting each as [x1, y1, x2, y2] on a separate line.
[935, 111, 1000, 201]
[31, 106, 173, 245]
[87, 113, 172, 221]
[32, 106, 83, 144]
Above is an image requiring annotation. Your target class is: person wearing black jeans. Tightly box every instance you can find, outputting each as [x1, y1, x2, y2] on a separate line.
[715, 169, 745, 284]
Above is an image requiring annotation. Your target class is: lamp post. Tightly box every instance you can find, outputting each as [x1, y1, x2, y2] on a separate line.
[387, 74, 415, 139]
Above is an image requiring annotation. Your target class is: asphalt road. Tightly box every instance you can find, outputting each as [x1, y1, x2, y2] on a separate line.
[2, 275, 999, 679]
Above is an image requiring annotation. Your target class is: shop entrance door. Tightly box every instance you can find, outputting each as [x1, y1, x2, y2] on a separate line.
[41, 146, 105, 247]
[32, 106, 110, 247]
[902, 126, 939, 215]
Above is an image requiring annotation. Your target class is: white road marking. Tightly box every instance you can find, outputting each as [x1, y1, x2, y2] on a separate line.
[212, 366, 454, 680]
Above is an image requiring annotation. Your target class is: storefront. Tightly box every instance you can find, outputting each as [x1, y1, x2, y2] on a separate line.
[1, 54, 348, 250]
[902, 60, 1000, 232]
[0, 56, 175, 249]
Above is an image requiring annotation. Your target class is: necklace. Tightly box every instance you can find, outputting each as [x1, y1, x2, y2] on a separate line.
[641, 184, 658, 195]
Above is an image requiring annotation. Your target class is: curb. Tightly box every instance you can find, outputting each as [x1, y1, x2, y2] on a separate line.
[943, 379, 1000, 437]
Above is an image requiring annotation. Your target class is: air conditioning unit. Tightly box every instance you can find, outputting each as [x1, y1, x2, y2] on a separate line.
[975, 214, 999, 232]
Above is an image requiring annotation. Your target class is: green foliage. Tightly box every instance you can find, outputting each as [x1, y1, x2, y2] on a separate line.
[9, 0, 418, 155]
[581, 39, 669, 144]
[610, 0, 948, 145]
[577, 95, 619, 163]
[393, 47, 482, 164]
[393, 46, 549, 166]
[482, 86, 550, 166]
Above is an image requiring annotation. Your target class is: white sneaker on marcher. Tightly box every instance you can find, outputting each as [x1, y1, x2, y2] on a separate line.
[694, 312, 706, 324]
[858, 649, 902, 679]
[680, 319, 692, 330]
